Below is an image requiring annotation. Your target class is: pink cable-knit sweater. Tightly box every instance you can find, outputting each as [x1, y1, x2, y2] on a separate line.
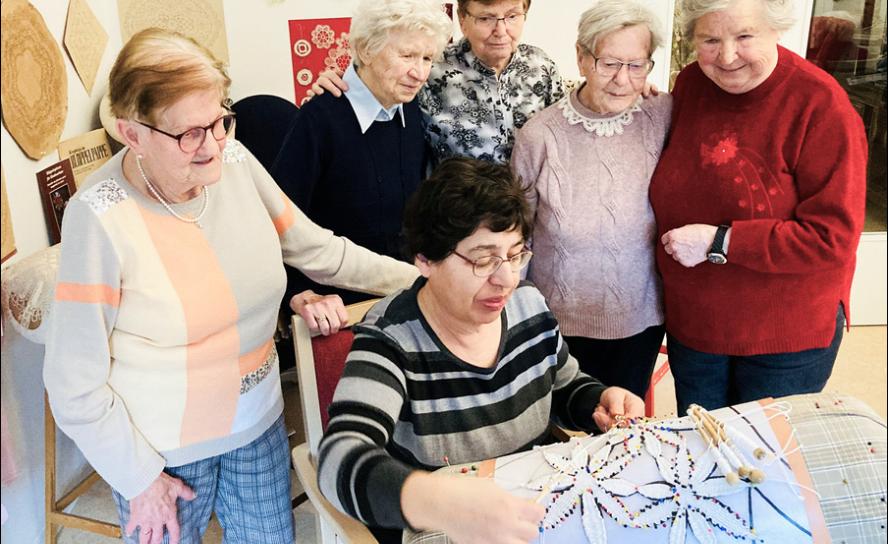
[512, 89, 672, 339]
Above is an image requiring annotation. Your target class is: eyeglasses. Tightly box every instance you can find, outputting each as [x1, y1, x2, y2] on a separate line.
[591, 55, 654, 79]
[465, 11, 526, 30]
[136, 112, 236, 153]
[452, 249, 533, 277]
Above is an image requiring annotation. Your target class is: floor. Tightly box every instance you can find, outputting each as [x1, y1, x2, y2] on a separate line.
[56, 326, 887, 543]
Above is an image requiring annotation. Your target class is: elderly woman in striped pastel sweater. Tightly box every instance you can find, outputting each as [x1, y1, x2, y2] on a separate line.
[318, 157, 643, 544]
[44, 28, 417, 544]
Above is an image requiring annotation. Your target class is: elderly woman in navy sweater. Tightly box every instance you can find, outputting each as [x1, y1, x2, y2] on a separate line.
[275, 0, 451, 327]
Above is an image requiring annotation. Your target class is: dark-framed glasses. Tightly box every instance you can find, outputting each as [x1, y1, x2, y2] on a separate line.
[592, 55, 654, 79]
[466, 11, 526, 30]
[136, 111, 236, 153]
[452, 249, 533, 277]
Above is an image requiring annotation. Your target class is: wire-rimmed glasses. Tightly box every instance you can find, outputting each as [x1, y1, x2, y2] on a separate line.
[465, 11, 526, 30]
[591, 55, 655, 79]
[452, 249, 533, 277]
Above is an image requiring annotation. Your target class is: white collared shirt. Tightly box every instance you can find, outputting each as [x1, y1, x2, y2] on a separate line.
[343, 64, 406, 134]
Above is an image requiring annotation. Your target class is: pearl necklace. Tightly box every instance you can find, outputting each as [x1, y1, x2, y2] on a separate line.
[135, 154, 209, 228]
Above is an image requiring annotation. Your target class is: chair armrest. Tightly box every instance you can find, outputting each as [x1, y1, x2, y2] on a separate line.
[291, 443, 379, 544]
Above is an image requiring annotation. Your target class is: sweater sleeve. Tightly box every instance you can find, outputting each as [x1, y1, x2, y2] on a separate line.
[510, 123, 545, 228]
[550, 331, 607, 433]
[317, 331, 415, 528]
[728, 90, 867, 274]
[247, 147, 419, 296]
[44, 198, 166, 500]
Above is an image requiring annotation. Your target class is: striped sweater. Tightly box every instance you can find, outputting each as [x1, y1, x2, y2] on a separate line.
[43, 140, 418, 499]
[318, 279, 606, 528]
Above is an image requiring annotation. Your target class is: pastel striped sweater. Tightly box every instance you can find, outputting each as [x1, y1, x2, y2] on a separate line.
[318, 279, 606, 528]
[44, 140, 419, 499]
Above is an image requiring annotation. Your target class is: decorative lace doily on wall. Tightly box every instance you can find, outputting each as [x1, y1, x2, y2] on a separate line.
[0, 0, 68, 159]
[1, 244, 60, 344]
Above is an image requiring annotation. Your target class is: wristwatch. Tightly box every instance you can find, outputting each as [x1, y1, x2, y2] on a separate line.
[707, 225, 730, 265]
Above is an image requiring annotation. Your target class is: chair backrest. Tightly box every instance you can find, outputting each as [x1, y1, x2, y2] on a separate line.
[293, 298, 381, 458]
[230, 94, 299, 174]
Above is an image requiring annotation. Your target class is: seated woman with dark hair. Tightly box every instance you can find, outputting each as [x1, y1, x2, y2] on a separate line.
[317, 157, 644, 544]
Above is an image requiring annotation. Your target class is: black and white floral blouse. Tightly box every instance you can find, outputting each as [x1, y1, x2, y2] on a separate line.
[418, 38, 564, 164]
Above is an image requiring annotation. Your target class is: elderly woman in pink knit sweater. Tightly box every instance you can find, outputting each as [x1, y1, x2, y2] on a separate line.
[511, 0, 669, 399]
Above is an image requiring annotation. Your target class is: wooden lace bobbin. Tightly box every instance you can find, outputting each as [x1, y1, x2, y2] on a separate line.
[707, 416, 760, 481]
[695, 406, 767, 484]
[723, 423, 772, 462]
[696, 413, 740, 485]
[697, 410, 749, 473]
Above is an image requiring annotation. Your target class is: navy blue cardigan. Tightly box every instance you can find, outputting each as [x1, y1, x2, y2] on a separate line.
[274, 92, 428, 305]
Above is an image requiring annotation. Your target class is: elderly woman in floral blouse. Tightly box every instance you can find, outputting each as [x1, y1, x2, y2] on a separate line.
[512, 0, 670, 400]
[313, 0, 564, 163]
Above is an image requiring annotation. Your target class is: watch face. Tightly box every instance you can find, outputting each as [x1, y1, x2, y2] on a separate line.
[707, 253, 727, 265]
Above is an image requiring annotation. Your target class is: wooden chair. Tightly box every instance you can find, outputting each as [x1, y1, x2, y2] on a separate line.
[44, 394, 121, 543]
[289, 299, 381, 544]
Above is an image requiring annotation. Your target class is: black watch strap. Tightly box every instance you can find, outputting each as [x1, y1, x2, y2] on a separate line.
[708, 224, 730, 263]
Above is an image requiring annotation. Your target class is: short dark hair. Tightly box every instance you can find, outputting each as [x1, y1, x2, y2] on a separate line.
[403, 157, 532, 262]
[457, 0, 531, 16]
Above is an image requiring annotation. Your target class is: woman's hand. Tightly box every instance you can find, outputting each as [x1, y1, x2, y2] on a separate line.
[402, 471, 545, 544]
[289, 289, 349, 335]
[661, 224, 727, 267]
[642, 81, 660, 97]
[125, 472, 195, 544]
[592, 387, 646, 432]
[307, 69, 349, 99]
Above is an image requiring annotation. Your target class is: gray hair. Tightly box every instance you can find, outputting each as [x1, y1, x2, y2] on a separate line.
[350, 0, 453, 68]
[680, 0, 796, 38]
[577, 0, 664, 56]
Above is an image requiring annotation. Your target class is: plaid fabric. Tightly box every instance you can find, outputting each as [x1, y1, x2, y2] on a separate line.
[113, 415, 294, 544]
[785, 392, 887, 544]
[403, 393, 888, 544]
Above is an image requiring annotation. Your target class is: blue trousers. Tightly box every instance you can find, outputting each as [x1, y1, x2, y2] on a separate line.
[668, 305, 845, 416]
[113, 415, 294, 543]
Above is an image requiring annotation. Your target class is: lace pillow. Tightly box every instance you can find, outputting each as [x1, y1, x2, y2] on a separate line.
[1, 244, 60, 344]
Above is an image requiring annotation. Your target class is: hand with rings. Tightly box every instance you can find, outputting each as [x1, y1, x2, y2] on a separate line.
[125, 472, 195, 544]
[290, 289, 349, 336]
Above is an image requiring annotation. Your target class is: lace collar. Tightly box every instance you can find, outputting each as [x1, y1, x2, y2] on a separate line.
[557, 88, 642, 137]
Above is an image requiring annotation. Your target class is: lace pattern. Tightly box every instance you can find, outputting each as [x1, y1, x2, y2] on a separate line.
[557, 95, 642, 137]
[0, 244, 61, 344]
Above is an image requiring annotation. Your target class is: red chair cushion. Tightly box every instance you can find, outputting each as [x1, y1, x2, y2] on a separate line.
[311, 330, 356, 430]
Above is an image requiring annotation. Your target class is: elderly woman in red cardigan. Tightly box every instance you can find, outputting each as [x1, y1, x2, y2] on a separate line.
[649, 0, 866, 416]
